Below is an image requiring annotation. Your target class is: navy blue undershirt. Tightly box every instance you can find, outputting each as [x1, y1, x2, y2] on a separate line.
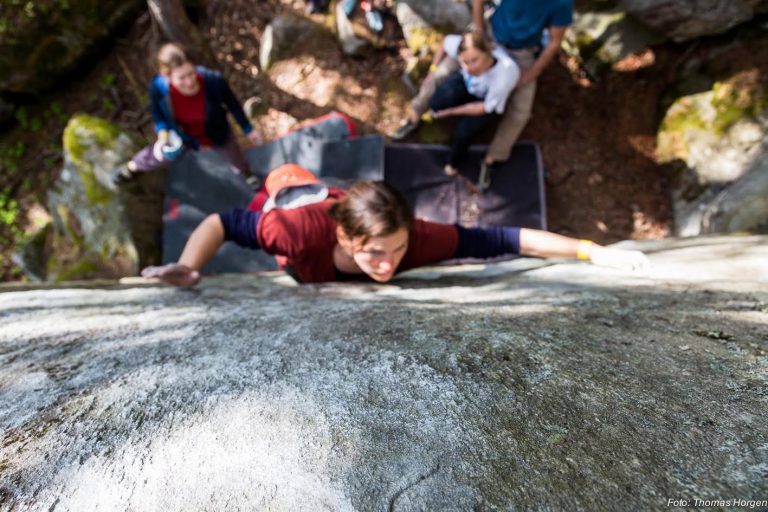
[218, 208, 521, 260]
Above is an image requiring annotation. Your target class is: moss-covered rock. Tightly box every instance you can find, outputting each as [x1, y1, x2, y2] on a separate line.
[656, 72, 768, 236]
[0, 0, 144, 95]
[41, 114, 140, 281]
[395, 1, 464, 54]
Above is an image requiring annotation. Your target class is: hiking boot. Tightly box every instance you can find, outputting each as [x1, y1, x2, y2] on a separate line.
[392, 120, 418, 140]
[111, 164, 136, 186]
[477, 162, 493, 192]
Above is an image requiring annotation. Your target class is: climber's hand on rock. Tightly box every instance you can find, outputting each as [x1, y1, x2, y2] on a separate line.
[590, 247, 650, 273]
[141, 263, 201, 287]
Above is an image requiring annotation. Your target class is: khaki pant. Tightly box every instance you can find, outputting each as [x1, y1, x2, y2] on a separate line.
[487, 47, 537, 162]
[411, 47, 537, 163]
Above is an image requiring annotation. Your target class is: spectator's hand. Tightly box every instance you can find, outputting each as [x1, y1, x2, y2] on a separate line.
[152, 132, 169, 161]
[247, 130, 264, 146]
[141, 263, 201, 287]
[589, 247, 650, 273]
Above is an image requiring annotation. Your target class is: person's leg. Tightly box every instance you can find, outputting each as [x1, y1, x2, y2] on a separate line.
[486, 48, 537, 163]
[410, 57, 460, 119]
[428, 72, 475, 112]
[128, 144, 172, 173]
[448, 114, 495, 167]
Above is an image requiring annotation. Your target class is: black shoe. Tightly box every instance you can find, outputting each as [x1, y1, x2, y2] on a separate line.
[392, 120, 418, 140]
[477, 162, 493, 192]
[111, 164, 136, 186]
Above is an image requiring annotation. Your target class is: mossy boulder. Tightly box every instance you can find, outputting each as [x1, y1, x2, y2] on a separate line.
[563, 9, 665, 79]
[395, 1, 465, 54]
[656, 73, 768, 236]
[42, 114, 140, 281]
[0, 0, 145, 95]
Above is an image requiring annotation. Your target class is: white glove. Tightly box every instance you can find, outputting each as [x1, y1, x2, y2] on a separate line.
[152, 138, 166, 161]
[589, 246, 650, 273]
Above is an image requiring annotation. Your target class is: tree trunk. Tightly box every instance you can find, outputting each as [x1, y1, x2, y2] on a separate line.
[146, 0, 216, 67]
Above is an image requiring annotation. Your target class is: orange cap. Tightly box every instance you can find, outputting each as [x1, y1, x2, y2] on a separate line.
[264, 163, 319, 198]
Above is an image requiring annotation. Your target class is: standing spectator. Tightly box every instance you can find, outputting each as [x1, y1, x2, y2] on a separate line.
[114, 43, 263, 186]
[472, 0, 573, 181]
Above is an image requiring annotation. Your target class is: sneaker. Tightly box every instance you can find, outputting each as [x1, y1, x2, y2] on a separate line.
[477, 162, 493, 191]
[444, 163, 458, 177]
[111, 164, 136, 186]
[392, 120, 418, 140]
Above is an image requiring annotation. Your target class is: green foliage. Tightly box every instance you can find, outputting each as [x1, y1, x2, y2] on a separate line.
[50, 101, 68, 122]
[99, 73, 116, 90]
[0, 195, 18, 227]
[14, 107, 28, 128]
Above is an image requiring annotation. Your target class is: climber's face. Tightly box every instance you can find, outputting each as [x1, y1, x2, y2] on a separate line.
[169, 62, 200, 96]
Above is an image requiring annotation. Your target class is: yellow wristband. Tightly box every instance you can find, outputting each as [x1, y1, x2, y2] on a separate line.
[429, 63, 438, 73]
[576, 240, 593, 261]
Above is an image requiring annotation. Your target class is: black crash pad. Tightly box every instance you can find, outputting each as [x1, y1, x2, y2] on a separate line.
[384, 141, 547, 231]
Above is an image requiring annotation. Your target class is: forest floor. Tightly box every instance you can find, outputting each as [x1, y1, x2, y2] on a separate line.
[1, 0, 767, 281]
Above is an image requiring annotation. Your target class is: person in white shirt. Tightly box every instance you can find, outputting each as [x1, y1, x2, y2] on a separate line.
[393, 32, 519, 185]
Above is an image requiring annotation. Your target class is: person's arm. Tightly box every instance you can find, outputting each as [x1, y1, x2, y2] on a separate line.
[148, 78, 171, 140]
[519, 25, 567, 86]
[472, 0, 487, 37]
[452, 225, 649, 271]
[218, 74, 255, 136]
[520, 228, 649, 271]
[141, 209, 263, 286]
[433, 101, 487, 118]
[141, 214, 225, 287]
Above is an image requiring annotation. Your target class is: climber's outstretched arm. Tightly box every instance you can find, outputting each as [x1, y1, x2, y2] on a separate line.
[519, 228, 649, 271]
[141, 214, 225, 287]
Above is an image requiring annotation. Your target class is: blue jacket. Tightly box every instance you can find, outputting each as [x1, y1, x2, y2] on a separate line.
[149, 66, 253, 149]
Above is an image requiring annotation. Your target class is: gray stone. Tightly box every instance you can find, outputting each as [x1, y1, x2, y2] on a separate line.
[563, 9, 666, 78]
[1, 235, 767, 509]
[678, 146, 768, 235]
[397, 0, 471, 33]
[618, 0, 768, 41]
[260, 15, 317, 70]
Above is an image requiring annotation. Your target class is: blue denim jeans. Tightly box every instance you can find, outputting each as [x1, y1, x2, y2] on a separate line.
[428, 71, 495, 166]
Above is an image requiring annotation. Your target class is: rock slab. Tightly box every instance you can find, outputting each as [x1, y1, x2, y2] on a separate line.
[1, 236, 767, 510]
